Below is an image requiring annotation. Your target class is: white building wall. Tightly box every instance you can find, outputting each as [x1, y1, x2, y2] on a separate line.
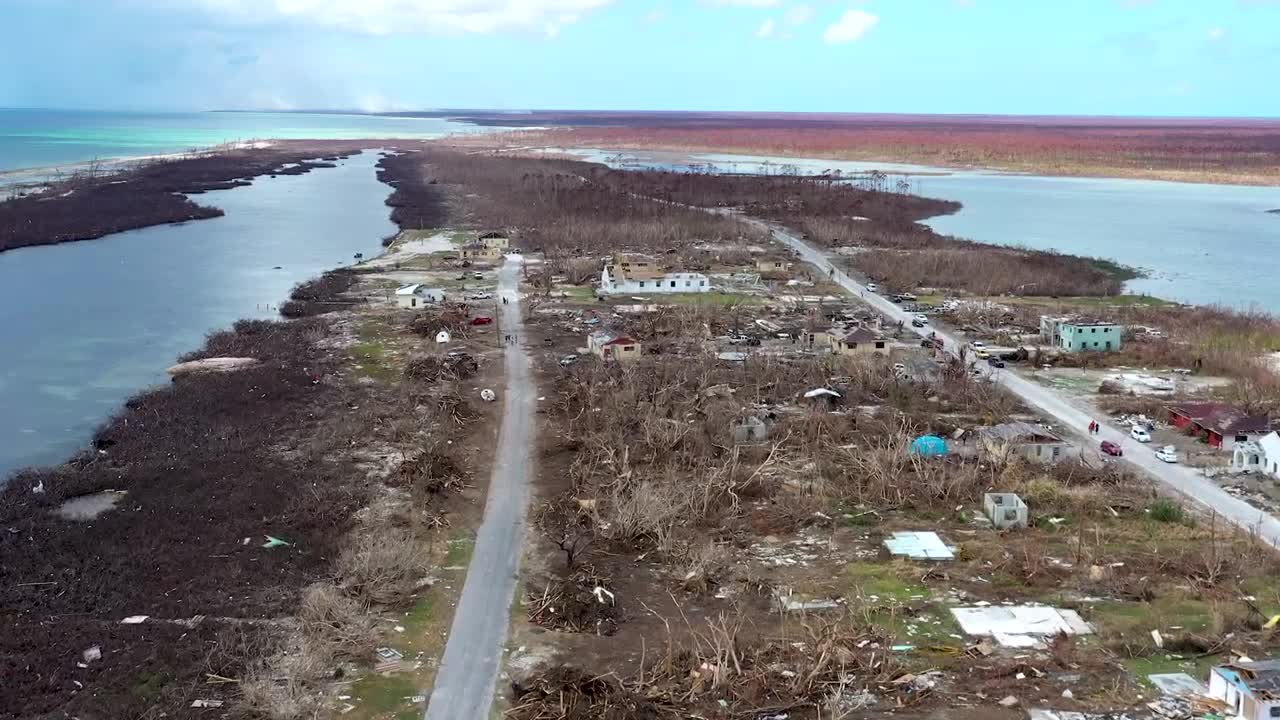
[600, 268, 711, 294]
[1259, 433, 1280, 479]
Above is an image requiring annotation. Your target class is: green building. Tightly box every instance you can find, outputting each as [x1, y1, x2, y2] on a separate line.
[1041, 316, 1123, 353]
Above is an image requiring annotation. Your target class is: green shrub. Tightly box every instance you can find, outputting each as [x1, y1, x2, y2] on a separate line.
[1149, 498, 1185, 523]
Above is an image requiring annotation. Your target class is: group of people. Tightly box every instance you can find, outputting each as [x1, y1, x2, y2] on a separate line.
[1087, 420, 1101, 434]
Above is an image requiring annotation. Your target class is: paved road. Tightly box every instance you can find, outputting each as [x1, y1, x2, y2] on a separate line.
[755, 218, 1280, 545]
[425, 255, 534, 720]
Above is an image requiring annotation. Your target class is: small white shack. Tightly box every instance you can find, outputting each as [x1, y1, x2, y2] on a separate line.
[395, 284, 446, 309]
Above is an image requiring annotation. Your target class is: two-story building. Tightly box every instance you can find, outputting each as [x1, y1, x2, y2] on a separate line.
[599, 253, 710, 294]
[1041, 315, 1123, 353]
[461, 243, 503, 261]
[478, 231, 510, 250]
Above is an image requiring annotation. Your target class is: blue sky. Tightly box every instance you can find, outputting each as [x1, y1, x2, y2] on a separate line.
[1, 0, 1277, 116]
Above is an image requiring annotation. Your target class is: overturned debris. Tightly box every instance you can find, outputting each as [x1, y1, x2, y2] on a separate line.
[950, 605, 1093, 648]
[166, 357, 260, 377]
[883, 531, 955, 561]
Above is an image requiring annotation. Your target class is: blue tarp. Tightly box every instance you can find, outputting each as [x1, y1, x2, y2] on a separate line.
[910, 435, 949, 457]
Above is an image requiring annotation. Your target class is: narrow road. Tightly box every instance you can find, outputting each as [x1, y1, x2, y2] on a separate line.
[425, 255, 534, 720]
[755, 218, 1280, 545]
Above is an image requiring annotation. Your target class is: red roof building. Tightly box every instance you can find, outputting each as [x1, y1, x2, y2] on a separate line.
[1168, 402, 1274, 450]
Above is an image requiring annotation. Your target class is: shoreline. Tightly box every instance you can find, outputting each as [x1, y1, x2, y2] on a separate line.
[454, 129, 1280, 188]
[0, 138, 430, 255]
[0, 149, 471, 717]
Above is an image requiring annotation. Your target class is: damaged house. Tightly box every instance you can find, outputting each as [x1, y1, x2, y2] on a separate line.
[978, 422, 1070, 464]
[829, 327, 888, 357]
[1208, 660, 1280, 720]
[1169, 402, 1276, 451]
[599, 253, 710, 295]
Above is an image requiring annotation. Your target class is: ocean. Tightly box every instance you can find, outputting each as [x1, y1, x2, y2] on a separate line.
[0, 108, 487, 176]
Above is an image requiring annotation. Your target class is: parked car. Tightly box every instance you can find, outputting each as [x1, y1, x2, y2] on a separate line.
[559, 354, 579, 367]
[986, 357, 1006, 368]
[866, 283, 878, 292]
[975, 349, 991, 360]
[1101, 440, 1123, 457]
[471, 272, 484, 279]
[1130, 426, 1152, 443]
[470, 316, 494, 326]
[911, 318, 927, 328]
[1155, 445, 1179, 463]
[971, 341, 986, 349]
[893, 362, 907, 372]
[913, 313, 928, 323]
[467, 292, 493, 300]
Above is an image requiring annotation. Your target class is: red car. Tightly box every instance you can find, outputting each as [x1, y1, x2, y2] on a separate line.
[1101, 440, 1123, 457]
[470, 316, 493, 326]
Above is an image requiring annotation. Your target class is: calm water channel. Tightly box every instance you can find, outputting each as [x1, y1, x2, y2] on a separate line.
[0, 152, 394, 479]
[580, 149, 1280, 311]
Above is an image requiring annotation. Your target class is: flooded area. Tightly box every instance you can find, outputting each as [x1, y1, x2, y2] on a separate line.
[0, 152, 395, 479]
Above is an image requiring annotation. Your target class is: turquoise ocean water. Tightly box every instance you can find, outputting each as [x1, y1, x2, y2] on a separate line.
[0, 108, 485, 174]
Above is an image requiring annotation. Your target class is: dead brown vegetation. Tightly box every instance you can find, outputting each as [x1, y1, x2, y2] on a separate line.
[0, 140, 373, 253]
[508, 617, 907, 719]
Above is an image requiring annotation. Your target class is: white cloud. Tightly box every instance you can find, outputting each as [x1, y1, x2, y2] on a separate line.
[183, 0, 614, 36]
[707, 0, 781, 7]
[823, 8, 878, 44]
[1207, 26, 1226, 40]
[783, 4, 813, 25]
[756, 17, 776, 37]
[645, 6, 666, 23]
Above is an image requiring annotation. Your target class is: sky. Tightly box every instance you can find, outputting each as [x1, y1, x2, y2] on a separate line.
[1, 0, 1277, 116]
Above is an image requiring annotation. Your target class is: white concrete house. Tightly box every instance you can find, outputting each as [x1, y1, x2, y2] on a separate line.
[599, 254, 710, 295]
[395, 284, 446, 309]
[1262, 432, 1280, 479]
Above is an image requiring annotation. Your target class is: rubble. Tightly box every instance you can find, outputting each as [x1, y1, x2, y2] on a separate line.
[883, 531, 955, 561]
[950, 605, 1093, 648]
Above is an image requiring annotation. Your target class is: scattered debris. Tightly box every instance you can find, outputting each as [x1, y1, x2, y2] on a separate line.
[82, 646, 102, 663]
[480, 388, 497, 402]
[883, 531, 955, 561]
[56, 490, 127, 521]
[120, 615, 149, 624]
[165, 357, 260, 377]
[1147, 673, 1208, 698]
[261, 535, 291, 549]
[950, 606, 1093, 648]
[775, 587, 842, 613]
[190, 699, 224, 709]
[998, 695, 1020, 707]
[375, 646, 404, 673]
